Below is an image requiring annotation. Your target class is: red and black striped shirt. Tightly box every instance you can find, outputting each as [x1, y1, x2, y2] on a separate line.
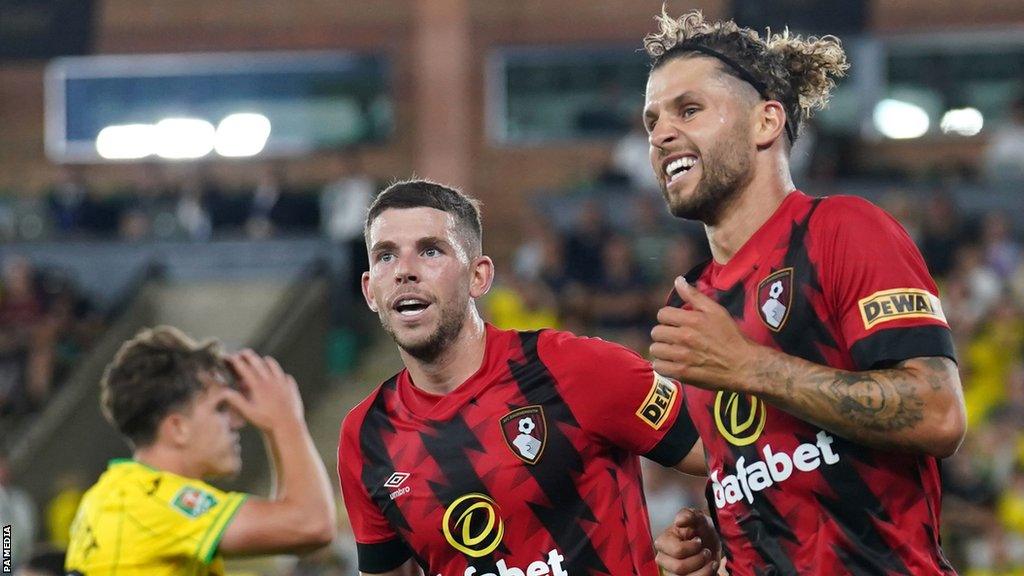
[338, 325, 698, 575]
[671, 191, 958, 575]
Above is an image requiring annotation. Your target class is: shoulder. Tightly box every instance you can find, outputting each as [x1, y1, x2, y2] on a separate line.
[538, 328, 644, 362]
[536, 328, 649, 380]
[810, 194, 901, 230]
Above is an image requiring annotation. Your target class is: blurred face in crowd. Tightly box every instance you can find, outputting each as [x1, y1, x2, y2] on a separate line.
[362, 207, 493, 362]
[644, 56, 758, 224]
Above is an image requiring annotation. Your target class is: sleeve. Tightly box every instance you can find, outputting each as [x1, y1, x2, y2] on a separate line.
[146, 476, 247, 565]
[337, 407, 413, 573]
[815, 196, 957, 370]
[538, 331, 699, 467]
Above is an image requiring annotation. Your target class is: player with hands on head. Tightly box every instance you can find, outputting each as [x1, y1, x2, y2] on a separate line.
[641, 8, 965, 576]
[66, 326, 336, 576]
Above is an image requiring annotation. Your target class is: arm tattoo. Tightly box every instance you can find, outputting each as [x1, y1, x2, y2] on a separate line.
[817, 369, 925, 432]
[757, 356, 950, 435]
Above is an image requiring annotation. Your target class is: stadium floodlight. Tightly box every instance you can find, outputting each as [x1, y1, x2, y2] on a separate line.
[215, 113, 272, 157]
[154, 117, 216, 160]
[96, 124, 156, 160]
[873, 98, 929, 139]
[940, 107, 983, 137]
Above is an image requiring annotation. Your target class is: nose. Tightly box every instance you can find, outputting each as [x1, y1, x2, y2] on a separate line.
[649, 118, 678, 151]
[394, 256, 420, 284]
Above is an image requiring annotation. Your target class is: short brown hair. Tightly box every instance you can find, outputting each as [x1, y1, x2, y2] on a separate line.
[645, 9, 849, 143]
[364, 179, 483, 257]
[101, 326, 229, 447]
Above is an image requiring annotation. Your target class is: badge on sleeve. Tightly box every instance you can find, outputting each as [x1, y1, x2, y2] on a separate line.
[171, 486, 218, 518]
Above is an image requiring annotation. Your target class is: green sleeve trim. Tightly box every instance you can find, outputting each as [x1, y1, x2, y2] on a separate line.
[197, 492, 248, 564]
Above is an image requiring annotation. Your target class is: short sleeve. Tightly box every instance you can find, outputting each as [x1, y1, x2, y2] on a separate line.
[537, 331, 698, 467]
[144, 476, 247, 565]
[337, 407, 412, 573]
[814, 196, 956, 369]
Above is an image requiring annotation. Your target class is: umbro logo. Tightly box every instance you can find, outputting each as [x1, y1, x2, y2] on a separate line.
[384, 472, 410, 488]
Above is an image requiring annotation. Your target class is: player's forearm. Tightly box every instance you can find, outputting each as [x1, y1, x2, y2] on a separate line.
[745, 348, 966, 457]
[265, 418, 336, 532]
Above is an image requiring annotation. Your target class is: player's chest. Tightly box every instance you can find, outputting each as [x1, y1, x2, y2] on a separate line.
[367, 385, 588, 524]
[711, 263, 829, 339]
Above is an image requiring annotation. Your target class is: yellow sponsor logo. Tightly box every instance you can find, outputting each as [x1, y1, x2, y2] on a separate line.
[858, 288, 946, 330]
[636, 373, 678, 429]
[442, 493, 504, 557]
[714, 391, 766, 446]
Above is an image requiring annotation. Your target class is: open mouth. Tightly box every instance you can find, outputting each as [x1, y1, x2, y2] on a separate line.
[393, 297, 431, 317]
[664, 155, 698, 185]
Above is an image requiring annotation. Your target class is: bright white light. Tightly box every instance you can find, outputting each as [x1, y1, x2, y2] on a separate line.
[96, 124, 156, 160]
[873, 99, 930, 139]
[940, 107, 984, 136]
[155, 118, 215, 160]
[215, 113, 272, 157]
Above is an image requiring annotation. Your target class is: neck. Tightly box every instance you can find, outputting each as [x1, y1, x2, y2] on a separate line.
[402, 309, 487, 396]
[134, 444, 197, 479]
[705, 154, 795, 263]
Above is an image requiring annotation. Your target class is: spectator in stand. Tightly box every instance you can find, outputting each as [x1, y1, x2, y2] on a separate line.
[983, 93, 1024, 183]
[981, 212, 1020, 281]
[44, 165, 103, 237]
[44, 470, 84, 549]
[173, 168, 216, 241]
[0, 257, 56, 411]
[920, 191, 966, 278]
[879, 189, 924, 244]
[630, 195, 680, 281]
[484, 266, 560, 332]
[245, 163, 318, 239]
[591, 234, 649, 336]
[563, 200, 611, 287]
[320, 148, 375, 292]
[610, 124, 661, 192]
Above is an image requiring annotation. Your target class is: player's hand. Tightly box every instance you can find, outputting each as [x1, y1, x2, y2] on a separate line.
[221, 349, 305, 432]
[655, 507, 721, 576]
[650, 277, 759, 392]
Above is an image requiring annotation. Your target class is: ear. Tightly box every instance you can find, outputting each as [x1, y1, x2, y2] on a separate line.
[469, 255, 495, 299]
[754, 100, 788, 148]
[361, 271, 378, 312]
[159, 412, 192, 448]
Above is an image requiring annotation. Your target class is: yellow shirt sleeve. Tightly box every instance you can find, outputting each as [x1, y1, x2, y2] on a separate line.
[151, 477, 248, 564]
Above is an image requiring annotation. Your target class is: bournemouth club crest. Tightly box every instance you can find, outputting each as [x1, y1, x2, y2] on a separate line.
[500, 405, 547, 465]
[757, 268, 793, 332]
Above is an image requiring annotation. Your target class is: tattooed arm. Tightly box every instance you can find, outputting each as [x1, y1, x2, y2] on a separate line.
[651, 278, 966, 458]
[745, 351, 964, 457]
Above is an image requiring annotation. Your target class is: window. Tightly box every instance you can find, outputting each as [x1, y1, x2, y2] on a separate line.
[488, 46, 649, 144]
[46, 51, 392, 162]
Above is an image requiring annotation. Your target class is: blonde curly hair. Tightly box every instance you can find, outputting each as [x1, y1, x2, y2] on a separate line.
[644, 9, 849, 141]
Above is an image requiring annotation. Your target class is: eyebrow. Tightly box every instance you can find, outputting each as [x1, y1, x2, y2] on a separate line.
[369, 236, 452, 254]
[368, 240, 398, 254]
[645, 90, 701, 120]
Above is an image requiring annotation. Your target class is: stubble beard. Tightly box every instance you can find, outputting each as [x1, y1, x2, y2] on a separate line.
[379, 295, 469, 363]
[661, 123, 754, 226]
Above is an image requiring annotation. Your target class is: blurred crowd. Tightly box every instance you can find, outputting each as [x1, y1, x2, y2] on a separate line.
[0, 256, 103, 425]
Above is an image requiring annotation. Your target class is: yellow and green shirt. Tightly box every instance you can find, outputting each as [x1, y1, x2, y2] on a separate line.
[65, 459, 247, 576]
